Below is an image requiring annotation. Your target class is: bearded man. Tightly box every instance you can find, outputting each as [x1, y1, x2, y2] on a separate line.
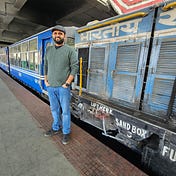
[44, 25, 78, 145]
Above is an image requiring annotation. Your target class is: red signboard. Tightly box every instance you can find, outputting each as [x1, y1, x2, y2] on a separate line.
[109, 0, 166, 14]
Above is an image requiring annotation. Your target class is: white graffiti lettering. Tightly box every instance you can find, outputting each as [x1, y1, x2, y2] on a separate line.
[162, 146, 176, 162]
[159, 9, 176, 26]
[115, 118, 148, 138]
[80, 18, 142, 42]
[90, 102, 113, 115]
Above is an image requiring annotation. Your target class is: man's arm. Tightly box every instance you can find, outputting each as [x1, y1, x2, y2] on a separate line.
[44, 75, 50, 87]
[44, 47, 50, 87]
[62, 74, 74, 88]
[62, 48, 78, 88]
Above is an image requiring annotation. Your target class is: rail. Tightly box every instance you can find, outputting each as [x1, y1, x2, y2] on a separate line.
[77, 12, 147, 33]
[162, 2, 176, 11]
[79, 57, 83, 96]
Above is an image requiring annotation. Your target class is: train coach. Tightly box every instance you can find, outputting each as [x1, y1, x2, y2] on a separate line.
[71, 1, 176, 175]
[0, 26, 76, 95]
[0, 1, 176, 175]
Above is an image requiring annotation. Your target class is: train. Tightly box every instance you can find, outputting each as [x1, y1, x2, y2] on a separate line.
[0, 1, 176, 175]
[0, 26, 76, 97]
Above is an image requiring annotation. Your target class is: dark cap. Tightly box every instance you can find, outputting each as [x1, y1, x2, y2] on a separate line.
[52, 25, 66, 34]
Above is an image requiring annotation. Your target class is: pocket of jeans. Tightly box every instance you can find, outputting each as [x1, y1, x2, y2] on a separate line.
[46, 86, 51, 91]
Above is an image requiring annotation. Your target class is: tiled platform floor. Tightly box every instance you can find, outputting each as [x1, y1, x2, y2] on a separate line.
[0, 69, 148, 176]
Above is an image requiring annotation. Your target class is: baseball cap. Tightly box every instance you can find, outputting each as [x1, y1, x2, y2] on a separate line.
[51, 25, 66, 34]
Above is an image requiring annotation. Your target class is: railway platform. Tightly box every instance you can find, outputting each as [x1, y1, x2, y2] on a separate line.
[0, 69, 148, 176]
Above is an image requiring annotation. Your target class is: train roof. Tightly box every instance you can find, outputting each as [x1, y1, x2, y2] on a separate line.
[8, 25, 78, 48]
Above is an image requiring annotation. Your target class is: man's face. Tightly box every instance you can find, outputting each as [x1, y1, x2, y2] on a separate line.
[52, 30, 65, 45]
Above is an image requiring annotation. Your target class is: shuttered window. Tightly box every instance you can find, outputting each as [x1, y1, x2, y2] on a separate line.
[143, 40, 176, 118]
[112, 44, 142, 107]
[88, 47, 107, 96]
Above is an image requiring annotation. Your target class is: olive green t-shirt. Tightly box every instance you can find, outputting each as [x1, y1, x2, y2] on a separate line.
[44, 44, 78, 87]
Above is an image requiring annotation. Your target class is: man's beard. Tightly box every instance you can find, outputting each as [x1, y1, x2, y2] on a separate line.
[53, 38, 64, 45]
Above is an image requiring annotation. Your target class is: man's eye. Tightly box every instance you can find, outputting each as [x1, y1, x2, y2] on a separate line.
[54, 32, 62, 35]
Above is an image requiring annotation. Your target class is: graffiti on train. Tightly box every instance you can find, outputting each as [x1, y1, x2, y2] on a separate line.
[162, 145, 176, 162]
[87, 102, 113, 119]
[115, 118, 149, 139]
[79, 18, 142, 42]
[159, 8, 176, 26]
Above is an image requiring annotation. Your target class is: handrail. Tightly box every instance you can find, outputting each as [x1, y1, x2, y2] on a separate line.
[79, 57, 83, 96]
[162, 2, 176, 11]
[77, 12, 147, 33]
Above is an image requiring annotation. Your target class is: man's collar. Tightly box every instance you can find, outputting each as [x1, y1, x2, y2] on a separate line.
[55, 45, 64, 49]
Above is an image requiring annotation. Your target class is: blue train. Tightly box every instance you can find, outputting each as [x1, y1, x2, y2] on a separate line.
[0, 1, 176, 175]
[0, 26, 76, 97]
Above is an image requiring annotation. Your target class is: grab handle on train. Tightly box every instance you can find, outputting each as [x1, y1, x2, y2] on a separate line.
[79, 57, 83, 96]
[162, 2, 176, 11]
[77, 12, 147, 33]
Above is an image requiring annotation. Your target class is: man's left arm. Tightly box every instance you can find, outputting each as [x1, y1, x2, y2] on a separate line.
[63, 48, 78, 88]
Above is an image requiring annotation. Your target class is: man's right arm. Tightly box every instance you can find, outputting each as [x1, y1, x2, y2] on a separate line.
[44, 75, 50, 87]
[44, 48, 50, 87]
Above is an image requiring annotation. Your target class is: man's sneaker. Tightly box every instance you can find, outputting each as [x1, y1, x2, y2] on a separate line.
[44, 129, 59, 137]
[62, 134, 70, 145]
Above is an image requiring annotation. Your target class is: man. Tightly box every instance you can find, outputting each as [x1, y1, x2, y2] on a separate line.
[44, 25, 78, 145]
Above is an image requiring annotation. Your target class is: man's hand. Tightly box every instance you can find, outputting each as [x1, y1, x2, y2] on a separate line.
[45, 80, 50, 87]
[62, 83, 70, 88]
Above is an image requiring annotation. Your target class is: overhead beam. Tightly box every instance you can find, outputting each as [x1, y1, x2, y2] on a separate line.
[14, 0, 27, 10]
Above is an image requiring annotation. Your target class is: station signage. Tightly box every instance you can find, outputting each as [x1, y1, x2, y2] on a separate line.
[109, 0, 170, 14]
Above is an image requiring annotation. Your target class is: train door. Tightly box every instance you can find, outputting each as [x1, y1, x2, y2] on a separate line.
[143, 39, 176, 119]
[111, 41, 149, 109]
[6, 47, 10, 74]
[143, 6, 176, 120]
[40, 37, 52, 92]
[77, 44, 109, 97]
[88, 44, 109, 97]
[77, 47, 89, 90]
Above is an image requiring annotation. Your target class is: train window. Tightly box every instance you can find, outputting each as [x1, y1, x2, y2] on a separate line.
[9, 47, 16, 66]
[17, 53, 21, 67]
[29, 38, 37, 51]
[21, 53, 29, 69]
[115, 45, 140, 72]
[14, 46, 18, 53]
[29, 52, 37, 71]
[29, 38, 38, 72]
[156, 41, 176, 76]
[21, 42, 28, 52]
[17, 45, 21, 52]
[66, 37, 74, 47]
[143, 39, 176, 118]
[34, 52, 39, 72]
[0, 48, 3, 55]
[0, 48, 6, 63]
[10, 54, 15, 65]
[112, 43, 142, 106]
[11, 46, 18, 67]
[87, 47, 107, 96]
[9, 44, 22, 67]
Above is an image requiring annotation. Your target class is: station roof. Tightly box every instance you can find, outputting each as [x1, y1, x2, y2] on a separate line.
[0, 0, 116, 46]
